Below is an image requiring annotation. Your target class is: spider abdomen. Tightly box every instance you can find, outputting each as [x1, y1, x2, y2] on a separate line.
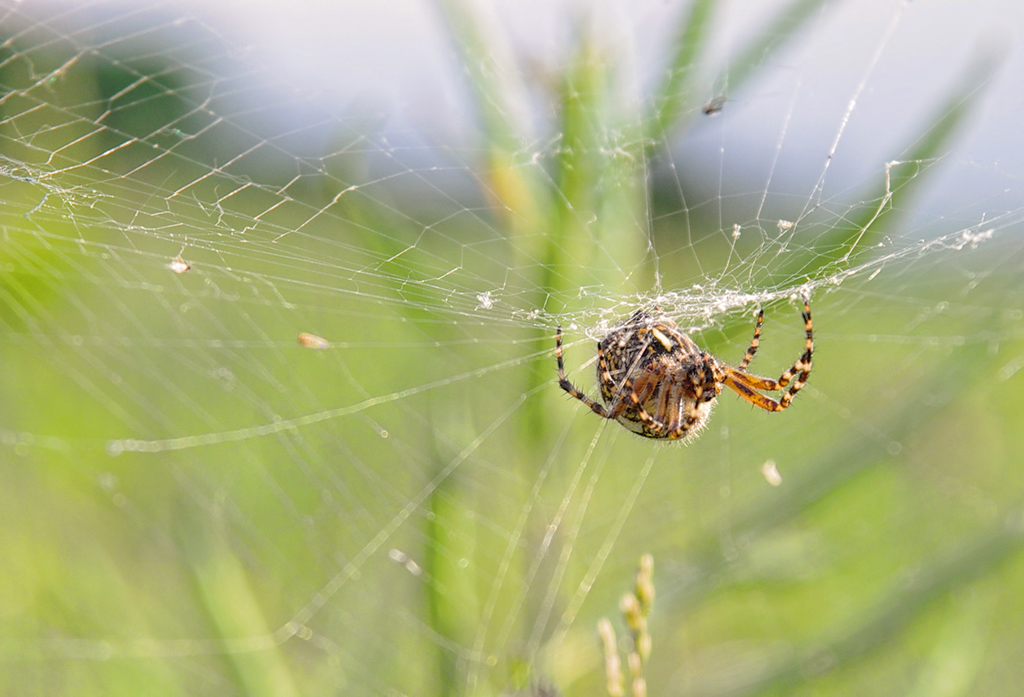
[595, 316, 724, 440]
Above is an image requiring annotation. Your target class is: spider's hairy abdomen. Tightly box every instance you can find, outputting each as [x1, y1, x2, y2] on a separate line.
[596, 312, 722, 440]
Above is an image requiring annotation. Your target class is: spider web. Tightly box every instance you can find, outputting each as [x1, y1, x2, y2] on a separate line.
[3, 1, 1024, 695]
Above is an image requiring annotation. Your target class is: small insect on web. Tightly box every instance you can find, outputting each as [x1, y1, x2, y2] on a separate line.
[555, 301, 813, 441]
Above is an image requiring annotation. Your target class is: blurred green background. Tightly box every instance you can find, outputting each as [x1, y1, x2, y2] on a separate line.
[1, 1, 1023, 696]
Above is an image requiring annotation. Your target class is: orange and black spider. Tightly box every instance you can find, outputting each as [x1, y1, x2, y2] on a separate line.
[555, 302, 813, 440]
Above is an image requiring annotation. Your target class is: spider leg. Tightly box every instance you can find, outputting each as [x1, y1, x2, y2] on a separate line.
[722, 366, 810, 412]
[674, 419, 702, 439]
[665, 403, 705, 439]
[621, 377, 672, 437]
[629, 377, 676, 437]
[720, 302, 813, 412]
[743, 302, 813, 390]
[737, 309, 764, 372]
[722, 369, 790, 411]
[556, 326, 609, 417]
[664, 361, 718, 439]
[764, 301, 812, 390]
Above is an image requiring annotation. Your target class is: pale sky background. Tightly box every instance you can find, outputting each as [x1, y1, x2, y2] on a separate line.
[31, 0, 1024, 231]
[199, 0, 1024, 222]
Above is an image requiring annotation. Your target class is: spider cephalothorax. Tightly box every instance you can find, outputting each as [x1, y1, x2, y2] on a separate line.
[556, 302, 813, 441]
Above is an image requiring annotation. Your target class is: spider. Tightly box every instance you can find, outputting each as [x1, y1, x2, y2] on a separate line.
[556, 301, 813, 441]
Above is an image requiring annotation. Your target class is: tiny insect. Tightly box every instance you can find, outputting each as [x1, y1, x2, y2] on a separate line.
[702, 95, 727, 116]
[556, 302, 813, 441]
[298, 332, 331, 350]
